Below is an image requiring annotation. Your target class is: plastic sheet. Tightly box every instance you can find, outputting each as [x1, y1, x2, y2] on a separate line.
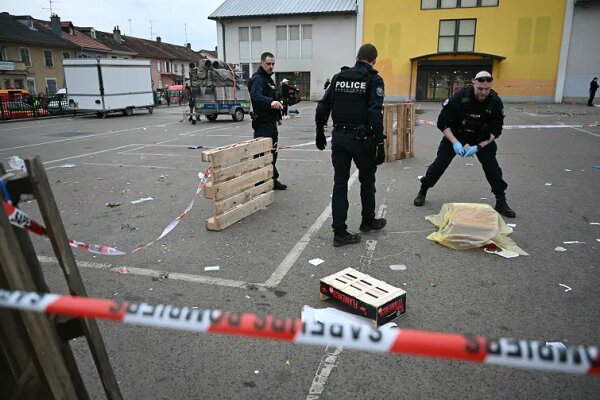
[425, 203, 528, 255]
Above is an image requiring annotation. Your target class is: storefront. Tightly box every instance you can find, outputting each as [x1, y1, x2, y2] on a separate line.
[411, 53, 505, 101]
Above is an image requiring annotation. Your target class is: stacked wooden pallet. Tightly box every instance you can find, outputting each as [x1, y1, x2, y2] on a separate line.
[201, 138, 274, 231]
[383, 103, 416, 161]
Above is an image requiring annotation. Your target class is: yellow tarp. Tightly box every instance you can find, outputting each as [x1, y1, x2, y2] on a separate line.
[425, 203, 528, 255]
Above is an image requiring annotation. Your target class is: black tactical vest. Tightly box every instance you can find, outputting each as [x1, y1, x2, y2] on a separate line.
[459, 90, 495, 140]
[331, 68, 371, 124]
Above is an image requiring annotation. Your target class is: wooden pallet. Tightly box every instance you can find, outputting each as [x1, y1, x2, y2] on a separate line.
[320, 267, 406, 327]
[383, 103, 416, 161]
[201, 138, 274, 231]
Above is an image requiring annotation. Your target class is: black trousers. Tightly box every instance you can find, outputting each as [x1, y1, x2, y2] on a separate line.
[420, 138, 508, 198]
[253, 119, 279, 180]
[331, 130, 377, 232]
[589, 90, 597, 106]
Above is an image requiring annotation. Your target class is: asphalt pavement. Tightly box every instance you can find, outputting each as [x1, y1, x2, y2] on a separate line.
[1, 102, 599, 399]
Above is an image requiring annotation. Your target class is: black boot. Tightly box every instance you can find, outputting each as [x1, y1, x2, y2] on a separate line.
[495, 197, 516, 218]
[273, 180, 287, 190]
[333, 230, 361, 247]
[359, 218, 387, 232]
[413, 188, 427, 206]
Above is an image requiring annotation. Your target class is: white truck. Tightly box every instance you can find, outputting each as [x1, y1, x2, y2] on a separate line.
[63, 59, 154, 117]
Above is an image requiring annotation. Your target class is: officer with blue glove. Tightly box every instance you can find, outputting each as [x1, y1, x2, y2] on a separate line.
[413, 71, 516, 218]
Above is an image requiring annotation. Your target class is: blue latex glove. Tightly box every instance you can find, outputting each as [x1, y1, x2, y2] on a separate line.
[463, 145, 479, 157]
[452, 141, 465, 157]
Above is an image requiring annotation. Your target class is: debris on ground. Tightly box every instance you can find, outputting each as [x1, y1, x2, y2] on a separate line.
[59, 164, 77, 168]
[131, 197, 154, 204]
[106, 202, 122, 208]
[425, 203, 528, 255]
[116, 267, 128, 274]
[558, 284, 572, 292]
[204, 266, 220, 271]
[309, 258, 324, 266]
[188, 145, 203, 149]
[7, 156, 26, 171]
[389, 264, 407, 271]
[554, 246, 567, 252]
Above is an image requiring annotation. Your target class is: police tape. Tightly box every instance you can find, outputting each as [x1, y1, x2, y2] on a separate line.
[280, 136, 332, 150]
[417, 119, 600, 130]
[0, 288, 597, 376]
[2, 169, 211, 256]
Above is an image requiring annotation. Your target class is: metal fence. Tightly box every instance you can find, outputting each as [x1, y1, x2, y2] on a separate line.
[0, 96, 74, 121]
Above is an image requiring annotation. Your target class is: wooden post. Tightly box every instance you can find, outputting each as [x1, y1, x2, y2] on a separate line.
[25, 156, 123, 400]
[396, 104, 406, 159]
[384, 104, 395, 162]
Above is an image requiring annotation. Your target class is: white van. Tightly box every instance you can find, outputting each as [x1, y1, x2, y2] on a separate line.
[48, 88, 69, 114]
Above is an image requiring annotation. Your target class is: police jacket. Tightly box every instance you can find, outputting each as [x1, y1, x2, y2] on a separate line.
[437, 86, 504, 145]
[590, 80, 599, 93]
[316, 61, 385, 142]
[248, 66, 281, 122]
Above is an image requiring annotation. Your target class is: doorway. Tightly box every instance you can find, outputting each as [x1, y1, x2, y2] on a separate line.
[416, 61, 492, 101]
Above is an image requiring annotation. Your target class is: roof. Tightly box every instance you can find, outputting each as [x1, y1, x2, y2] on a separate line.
[410, 52, 506, 62]
[36, 20, 112, 52]
[208, 0, 357, 19]
[91, 30, 138, 55]
[0, 12, 78, 48]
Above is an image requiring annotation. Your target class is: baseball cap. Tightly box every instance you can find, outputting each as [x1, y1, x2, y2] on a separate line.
[282, 79, 289, 83]
[474, 71, 493, 82]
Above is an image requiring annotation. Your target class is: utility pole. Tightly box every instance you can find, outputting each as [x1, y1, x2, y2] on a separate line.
[185, 22, 188, 44]
[128, 18, 132, 36]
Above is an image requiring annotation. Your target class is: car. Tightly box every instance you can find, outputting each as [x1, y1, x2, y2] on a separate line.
[48, 88, 69, 114]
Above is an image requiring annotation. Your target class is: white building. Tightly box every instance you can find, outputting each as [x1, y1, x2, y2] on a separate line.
[208, 0, 363, 101]
[559, 0, 600, 103]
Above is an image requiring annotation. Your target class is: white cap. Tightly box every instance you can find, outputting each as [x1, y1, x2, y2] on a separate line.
[474, 71, 492, 80]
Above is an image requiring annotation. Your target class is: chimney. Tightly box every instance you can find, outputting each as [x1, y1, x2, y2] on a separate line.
[186, 43, 191, 50]
[50, 14, 61, 36]
[156, 36, 161, 43]
[113, 26, 122, 44]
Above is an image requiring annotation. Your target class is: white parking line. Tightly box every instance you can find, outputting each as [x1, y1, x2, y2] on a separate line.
[264, 169, 359, 288]
[81, 162, 179, 169]
[37, 255, 249, 289]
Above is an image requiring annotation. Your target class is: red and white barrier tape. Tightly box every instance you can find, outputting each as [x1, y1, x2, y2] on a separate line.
[0, 288, 597, 376]
[2, 169, 211, 256]
[417, 119, 600, 130]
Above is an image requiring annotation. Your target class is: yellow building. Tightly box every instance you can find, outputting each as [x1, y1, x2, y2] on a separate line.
[363, 0, 568, 102]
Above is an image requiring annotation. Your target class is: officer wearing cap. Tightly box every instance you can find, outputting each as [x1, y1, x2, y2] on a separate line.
[315, 43, 387, 247]
[414, 71, 516, 218]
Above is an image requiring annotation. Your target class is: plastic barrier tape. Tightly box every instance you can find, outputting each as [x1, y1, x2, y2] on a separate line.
[0, 289, 597, 376]
[2, 169, 211, 256]
[416, 119, 600, 130]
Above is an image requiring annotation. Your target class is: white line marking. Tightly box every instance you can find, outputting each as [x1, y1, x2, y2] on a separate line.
[557, 121, 600, 138]
[264, 169, 359, 288]
[37, 255, 249, 288]
[306, 346, 343, 399]
[42, 144, 137, 165]
[117, 152, 201, 158]
[0, 122, 180, 152]
[558, 283, 572, 292]
[81, 162, 179, 169]
[278, 158, 324, 162]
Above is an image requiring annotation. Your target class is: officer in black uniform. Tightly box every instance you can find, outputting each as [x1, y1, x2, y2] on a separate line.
[315, 43, 387, 247]
[413, 71, 516, 218]
[248, 51, 287, 190]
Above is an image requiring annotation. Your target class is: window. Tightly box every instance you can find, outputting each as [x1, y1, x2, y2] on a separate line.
[438, 19, 476, 52]
[43, 50, 54, 68]
[27, 78, 36, 95]
[90, 29, 96, 38]
[157, 61, 161, 72]
[166, 62, 170, 72]
[20, 48, 31, 66]
[3, 79, 10, 89]
[275, 25, 312, 59]
[422, 0, 497, 8]
[63, 51, 70, 59]
[251, 27, 261, 60]
[0, 46, 6, 61]
[46, 78, 57, 95]
[174, 63, 178, 73]
[239, 27, 250, 59]
[14, 79, 24, 89]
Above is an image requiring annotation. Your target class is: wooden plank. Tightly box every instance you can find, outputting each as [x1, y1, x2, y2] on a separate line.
[211, 153, 273, 183]
[203, 138, 272, 168]
[213, 165, 273, 201]
[206, 190, 274, 231]
[26, 157, 122, 400]
[204, 181, 214, 199]
[396, 104, 406, 160]
[384, 105, 395, 162]
[0, 186, 81, 399]
[213, 180, 273, 215]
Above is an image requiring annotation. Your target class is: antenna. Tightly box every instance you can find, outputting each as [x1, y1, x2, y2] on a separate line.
[43, 0, 61, 16]
[146, 19, 153, 39]
[185, 22, 188, 44]
[128, 18, 132, 36]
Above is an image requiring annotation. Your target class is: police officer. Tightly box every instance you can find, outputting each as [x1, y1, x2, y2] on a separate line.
[413, 71, 516, 218]
[248, 51, 287, 190]
[315, 43, 387, 247]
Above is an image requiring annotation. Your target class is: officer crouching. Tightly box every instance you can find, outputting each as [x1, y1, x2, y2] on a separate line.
[315, 43, 387, 247]
[414, 71, 516, 218]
